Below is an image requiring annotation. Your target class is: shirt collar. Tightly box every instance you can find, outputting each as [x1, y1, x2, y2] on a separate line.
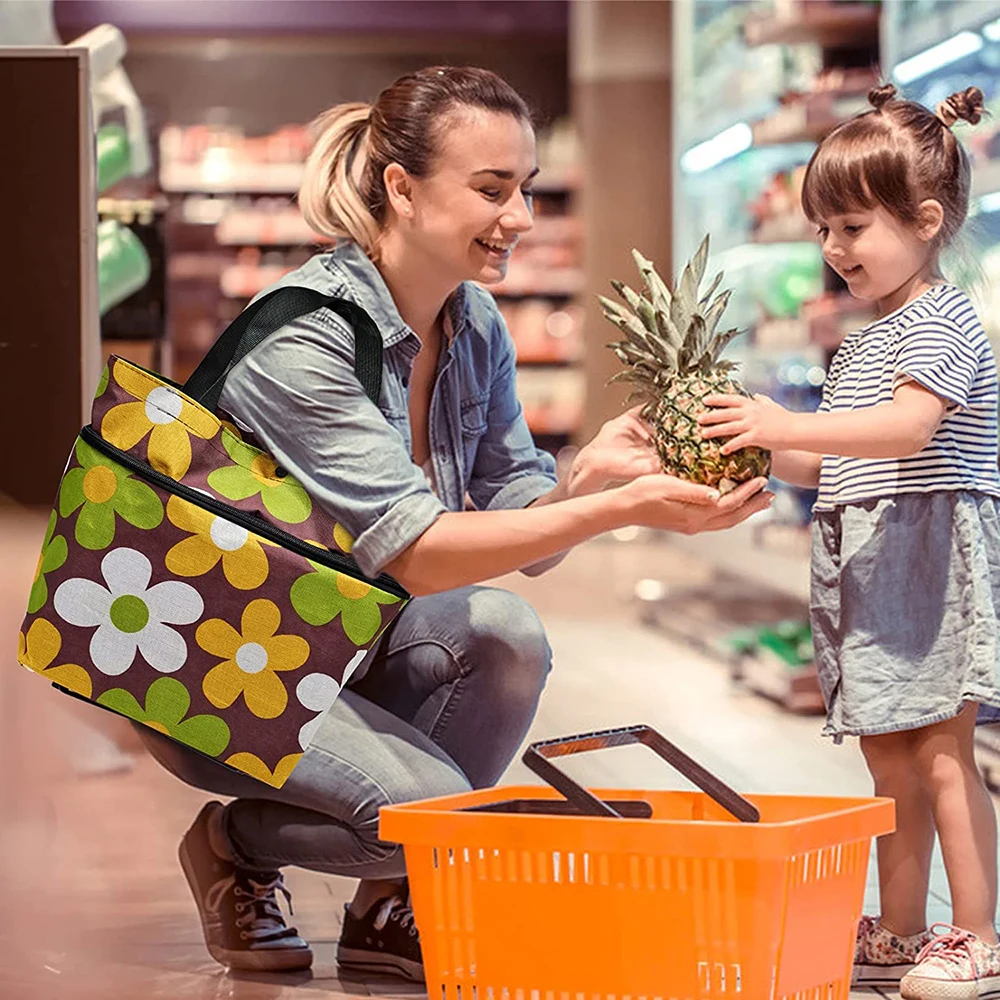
[324, 240, 469, 346]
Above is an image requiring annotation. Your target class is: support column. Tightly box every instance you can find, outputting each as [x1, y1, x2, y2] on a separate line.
[571, 0, 672, 442]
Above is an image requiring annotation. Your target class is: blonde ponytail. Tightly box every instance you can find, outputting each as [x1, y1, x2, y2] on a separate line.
[298, 102, 382, 256]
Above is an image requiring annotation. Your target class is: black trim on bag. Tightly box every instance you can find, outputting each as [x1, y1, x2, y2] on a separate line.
[79, 424, 410, 601]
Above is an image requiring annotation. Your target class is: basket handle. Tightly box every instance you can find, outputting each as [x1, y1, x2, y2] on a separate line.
[522, 725, 760, 823]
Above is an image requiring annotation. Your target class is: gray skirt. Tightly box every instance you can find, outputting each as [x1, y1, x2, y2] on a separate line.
[811, 491, 1000, 742]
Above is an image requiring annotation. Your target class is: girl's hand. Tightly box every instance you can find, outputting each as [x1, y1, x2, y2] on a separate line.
[623, 474, 773, 534]
[698, 394, 793, 454]
[565, 405, 662, 496]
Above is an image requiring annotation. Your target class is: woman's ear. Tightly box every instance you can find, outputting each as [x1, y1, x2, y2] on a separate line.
[917, 199, 945, 243]
[383, 163, 414, 219]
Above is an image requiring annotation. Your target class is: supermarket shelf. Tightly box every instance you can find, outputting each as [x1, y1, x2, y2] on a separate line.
[744, 3, 879, 48]
[666, 515, 811, 604]
[515, 356, 577, 367]
[752, 92, 869, 147]
[161, 162, 305, 194]
[894, 0, 995, 61]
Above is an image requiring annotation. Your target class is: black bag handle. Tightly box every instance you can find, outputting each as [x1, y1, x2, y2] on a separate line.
[182, 286, 384, 414]
[522, 724, 760, 823]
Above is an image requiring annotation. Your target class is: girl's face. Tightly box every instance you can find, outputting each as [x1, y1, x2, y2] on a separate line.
[814, 203, 939, 311]
[390, 109, 537, 287]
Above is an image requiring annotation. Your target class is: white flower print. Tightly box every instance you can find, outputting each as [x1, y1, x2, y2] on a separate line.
[295, 647, 366, 750]
[54, 547, 203, 676]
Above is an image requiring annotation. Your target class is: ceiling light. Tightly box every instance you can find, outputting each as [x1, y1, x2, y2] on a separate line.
[681, 123, 753, 174]
[893, 31, 983, 84]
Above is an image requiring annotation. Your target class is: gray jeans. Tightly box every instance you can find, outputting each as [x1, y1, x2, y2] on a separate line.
[138, 585, 552, 879]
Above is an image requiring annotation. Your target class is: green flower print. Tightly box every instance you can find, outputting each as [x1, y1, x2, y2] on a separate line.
[59, 437, 163, 550]
[95, 363, 109, 398]
[290, 560, 400, 645]
[28, 510, 68, 613]
[206, 430, 312, 524]
[97, 677, 230, 756]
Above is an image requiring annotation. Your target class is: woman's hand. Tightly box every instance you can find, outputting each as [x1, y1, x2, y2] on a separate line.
[697, 394, 793, 454]
[564, 405, 662, 497]
[621, 474, 773, 534]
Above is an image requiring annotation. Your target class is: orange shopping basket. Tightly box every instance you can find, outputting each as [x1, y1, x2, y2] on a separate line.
[380, 724, 894, 999]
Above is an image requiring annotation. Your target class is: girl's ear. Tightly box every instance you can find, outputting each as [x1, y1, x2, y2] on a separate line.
[383, 163, 414, 219]
[916, 199, 945, 243]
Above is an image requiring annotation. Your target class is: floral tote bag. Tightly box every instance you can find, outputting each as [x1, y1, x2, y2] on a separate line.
[17, 287, 409, 788]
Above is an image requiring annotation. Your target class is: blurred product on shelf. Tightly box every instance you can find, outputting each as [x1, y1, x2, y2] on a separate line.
[728, 618, 825, 715]
[496, 299, 583, 365]
[96, 122, 132, 193]
[97, 196, 169, 374]
[514, 366, 584, 436]
[752, 86, 873, 146]
[97, 216, 150, 315]
[749, 164, 808, 241]
[216, 202, 329, 247]
[743, 0, 880, 48]
[159, 123, 310, 194]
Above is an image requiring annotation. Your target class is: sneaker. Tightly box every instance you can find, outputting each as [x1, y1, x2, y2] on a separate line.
[900, 923, 1000, 1000]
[337, 893, 424, 982]
[853, 915, 935, 986]
[178, 801, 313, 972]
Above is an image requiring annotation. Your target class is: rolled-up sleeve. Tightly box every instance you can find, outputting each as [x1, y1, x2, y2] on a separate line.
[466, 315, 558, 512]
[219, 309, 446, 578]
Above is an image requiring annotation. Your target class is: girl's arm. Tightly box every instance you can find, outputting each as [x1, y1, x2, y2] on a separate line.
[770, 450, 823, 488]
[699, 382, 948, 460]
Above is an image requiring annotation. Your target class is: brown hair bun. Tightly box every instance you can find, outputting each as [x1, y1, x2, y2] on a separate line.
[937, 86, 985, 127]
[868, 83, 898, 111]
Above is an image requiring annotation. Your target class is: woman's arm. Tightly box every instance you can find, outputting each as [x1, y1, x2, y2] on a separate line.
[386, 475, 772, 595]
[770, 450, 823, 488]
[699, 382, 948, 460]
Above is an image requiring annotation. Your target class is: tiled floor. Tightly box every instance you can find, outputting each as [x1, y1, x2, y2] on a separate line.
[0, 506, 990, 999]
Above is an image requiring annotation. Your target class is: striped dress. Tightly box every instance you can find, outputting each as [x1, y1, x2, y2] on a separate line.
[809, 283, 1000, 740]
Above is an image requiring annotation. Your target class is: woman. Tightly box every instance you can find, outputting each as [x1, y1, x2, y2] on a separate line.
[139, 65, 770, 982]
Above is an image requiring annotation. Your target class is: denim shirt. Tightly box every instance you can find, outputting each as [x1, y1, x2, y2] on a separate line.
[218, 241, 558, 578]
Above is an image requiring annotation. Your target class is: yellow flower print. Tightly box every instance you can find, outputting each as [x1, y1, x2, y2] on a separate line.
[17, 618, 92, 698]
[197, 599, 309, 719]
[164, 496, 274, 590]
[100, 361, 218, 479]
[333, 523, 354, 554]
[224, 751, 303, 788]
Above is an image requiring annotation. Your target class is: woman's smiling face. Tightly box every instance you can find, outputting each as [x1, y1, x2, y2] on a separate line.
[391, 108, 537, 287]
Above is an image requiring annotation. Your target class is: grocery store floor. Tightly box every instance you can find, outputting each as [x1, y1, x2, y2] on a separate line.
[0, 503, 990, 1000]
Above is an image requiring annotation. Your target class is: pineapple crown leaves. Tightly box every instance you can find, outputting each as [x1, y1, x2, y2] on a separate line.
[600, 234, 744, 379]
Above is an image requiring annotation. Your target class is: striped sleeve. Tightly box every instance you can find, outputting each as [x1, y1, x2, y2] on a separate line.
[893, 317, 979, 409]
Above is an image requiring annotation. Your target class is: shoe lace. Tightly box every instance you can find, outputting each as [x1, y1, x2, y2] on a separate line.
[206, 872, 295, 942]
[373, 894, 418, 937]
[915, 923, 981, 975]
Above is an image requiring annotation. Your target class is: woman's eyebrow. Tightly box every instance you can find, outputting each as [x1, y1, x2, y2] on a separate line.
[471, 167, 541, 181]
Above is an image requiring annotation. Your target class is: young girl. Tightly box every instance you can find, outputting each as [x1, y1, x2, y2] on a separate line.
[700, 83, 1000, 999]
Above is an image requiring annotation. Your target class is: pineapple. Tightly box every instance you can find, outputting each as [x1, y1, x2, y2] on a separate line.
[600, 235, 771, 494]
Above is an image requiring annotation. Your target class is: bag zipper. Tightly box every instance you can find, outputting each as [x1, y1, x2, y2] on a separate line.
[79, 424, 409, 600]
